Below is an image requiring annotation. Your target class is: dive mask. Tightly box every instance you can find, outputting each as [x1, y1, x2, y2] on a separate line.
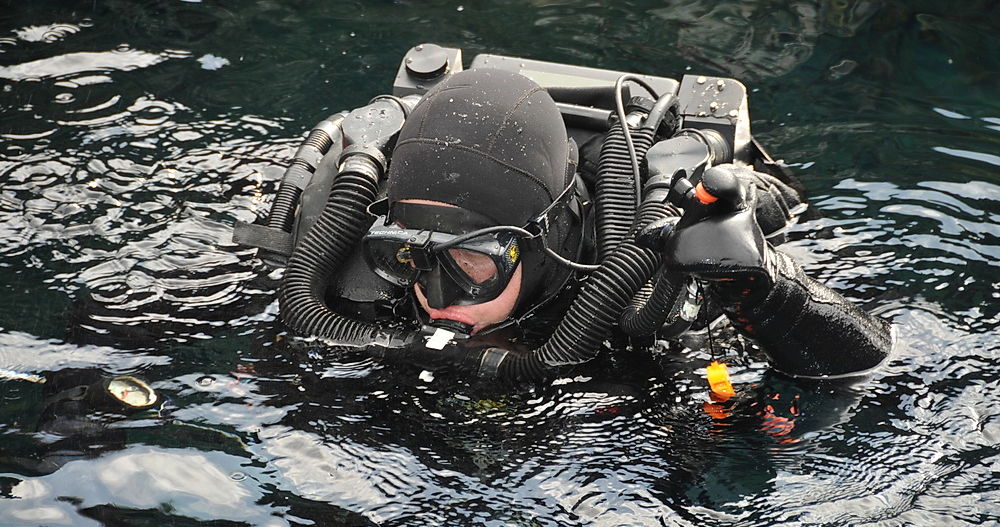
[364, 180, 579, 309]
[363, 223, 521, 308]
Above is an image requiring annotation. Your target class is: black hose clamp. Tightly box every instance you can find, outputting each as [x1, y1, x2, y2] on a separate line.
[339, 146, 388, 177]
[478, 347, 509, 378]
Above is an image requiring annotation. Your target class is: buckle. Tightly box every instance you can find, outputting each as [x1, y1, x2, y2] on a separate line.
[518, 179, 577, 251]
[405, 231, 435, 270]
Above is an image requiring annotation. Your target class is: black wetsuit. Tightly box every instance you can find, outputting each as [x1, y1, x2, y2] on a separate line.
[258, 67, 892, 381]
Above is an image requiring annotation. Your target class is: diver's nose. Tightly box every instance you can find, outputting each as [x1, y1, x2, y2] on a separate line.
[422, 266, 464, 309]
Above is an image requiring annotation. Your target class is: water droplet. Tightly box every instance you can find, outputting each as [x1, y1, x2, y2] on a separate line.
[230, 472, 246, 481]
[456, 5, 464, 11]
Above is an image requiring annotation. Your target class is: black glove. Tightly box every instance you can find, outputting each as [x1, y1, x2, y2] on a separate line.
[742, 167, 805, 239]
[641, 164, 892, 377]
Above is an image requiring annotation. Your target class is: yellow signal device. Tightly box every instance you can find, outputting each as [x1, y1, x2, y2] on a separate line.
[706, 361, 735, 401]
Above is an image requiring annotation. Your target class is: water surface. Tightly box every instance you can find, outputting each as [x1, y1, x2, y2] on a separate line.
[1, 1, 998, 525]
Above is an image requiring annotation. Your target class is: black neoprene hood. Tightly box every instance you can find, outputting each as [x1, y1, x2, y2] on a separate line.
[387, 68, 572, 228]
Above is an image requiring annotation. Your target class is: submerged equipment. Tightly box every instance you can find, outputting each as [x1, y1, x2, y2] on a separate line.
[234, 44, 817, 380]
[39, 374, 159, 427]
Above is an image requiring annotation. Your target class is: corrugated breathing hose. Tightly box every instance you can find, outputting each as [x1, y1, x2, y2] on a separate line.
[594, 122, 656, 259]
[278, 154, 406, 345]
[266, 128, 335, 233]
[618, 194, 687, 337]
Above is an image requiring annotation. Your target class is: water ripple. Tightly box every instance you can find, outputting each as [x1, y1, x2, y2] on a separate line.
[0, 2, 998, 525]
[0, 330, 170, 374]
[0, 49, 169, 82]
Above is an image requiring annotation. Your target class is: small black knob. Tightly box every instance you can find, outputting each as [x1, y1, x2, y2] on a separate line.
[701, 166, 741, 205]
[404, 43, 449, 79]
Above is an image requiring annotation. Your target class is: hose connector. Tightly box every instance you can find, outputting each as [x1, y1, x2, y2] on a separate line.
[340, 97, 408, 166]
[339, 148, 387, 181]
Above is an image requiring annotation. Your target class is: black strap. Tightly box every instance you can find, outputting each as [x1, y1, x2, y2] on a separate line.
[523, 179, 579, 239]
[232, 221, 294, 256]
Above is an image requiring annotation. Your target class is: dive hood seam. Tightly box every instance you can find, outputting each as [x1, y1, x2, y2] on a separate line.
[415, 82, 472, 139]
[393, 137, 556, 202]
[485, 85, 546, 153]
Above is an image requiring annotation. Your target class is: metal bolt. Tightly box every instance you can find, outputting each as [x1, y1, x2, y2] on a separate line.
[728, 109, 738, 118]
[696, 76, 707, 84]
[709, 101, 719, 111]
[415, 44, 423, 51]
[717, 80, 725, 90]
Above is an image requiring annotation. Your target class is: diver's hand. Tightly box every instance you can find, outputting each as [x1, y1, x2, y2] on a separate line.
[743, 169, 804, 238]
[638, 165, 892, 377]
[639, 164, 772, 282]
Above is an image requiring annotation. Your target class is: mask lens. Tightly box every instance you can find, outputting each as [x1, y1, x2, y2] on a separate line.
[446, 248, 498, 284]
[364, 223, 521, 305]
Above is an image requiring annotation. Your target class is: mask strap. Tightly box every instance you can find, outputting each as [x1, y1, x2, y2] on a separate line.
[521, 179, 579, 249]
[389, 202, 496, 232]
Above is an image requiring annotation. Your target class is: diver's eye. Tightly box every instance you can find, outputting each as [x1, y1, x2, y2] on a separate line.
[447, 249, 497, 284]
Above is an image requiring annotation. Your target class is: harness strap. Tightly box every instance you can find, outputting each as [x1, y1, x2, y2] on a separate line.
[233, 221, 295, 258]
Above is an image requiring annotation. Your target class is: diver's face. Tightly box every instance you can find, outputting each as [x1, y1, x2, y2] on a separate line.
[400, 200, 522, 335]
[414, 263, 521, 335]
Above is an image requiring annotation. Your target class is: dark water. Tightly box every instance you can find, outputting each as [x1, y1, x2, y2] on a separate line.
[1, 1, 998, 525]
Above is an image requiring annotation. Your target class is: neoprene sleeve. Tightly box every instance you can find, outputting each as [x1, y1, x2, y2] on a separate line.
[711, 247, 893, 377]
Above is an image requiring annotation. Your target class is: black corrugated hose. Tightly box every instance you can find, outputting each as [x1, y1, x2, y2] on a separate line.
[278, 155, 406, 345]
[490, 242, 662, 381]
[266, 127, 336, 233]
[619, 269, 687, 337]
[618, 191, 687, 337]
[594, 122, 656, 260]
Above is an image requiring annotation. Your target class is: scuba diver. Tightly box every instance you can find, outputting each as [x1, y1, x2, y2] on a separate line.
[234, 44, 893, 383]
